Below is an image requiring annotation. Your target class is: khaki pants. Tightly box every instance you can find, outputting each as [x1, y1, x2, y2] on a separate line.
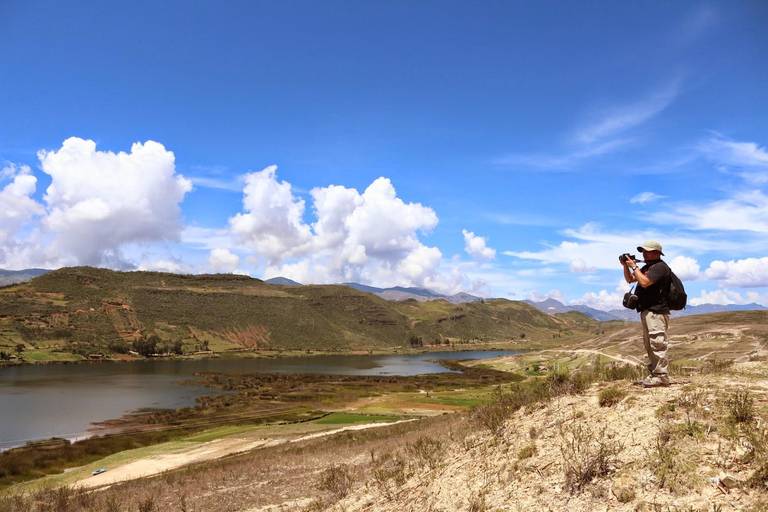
[641, 310, 669, 377]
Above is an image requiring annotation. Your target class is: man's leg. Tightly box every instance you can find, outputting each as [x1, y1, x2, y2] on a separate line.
[645, 311, 670, 381]
[640, 311, 654, 375]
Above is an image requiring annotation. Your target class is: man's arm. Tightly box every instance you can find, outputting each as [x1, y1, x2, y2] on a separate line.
[632, 267, 654, 288]
[623, 263, 637, 284]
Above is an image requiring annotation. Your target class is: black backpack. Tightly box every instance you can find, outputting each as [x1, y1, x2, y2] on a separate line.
[667, 271, 687, 310]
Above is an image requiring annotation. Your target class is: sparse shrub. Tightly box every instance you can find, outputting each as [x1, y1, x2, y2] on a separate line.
[468, 492, 488, 512]
[473, 381, 551, 437]
[138, 494, 157, 512]
[473, 391, 512, 437]
[318, 464, 354, 500]
[727, 389, 755, 425]
[372, 455, 409, 501]
[559, 423, 623, 493]
[517, 443, 536, 459]
[547, 367, 593, 397]
[747, 460, 768, 489]
[646, 423, 696, 493]
[703, 358, 734, 374]
[597, 363, 644, 382]
[405, 436, 445, 470]
[614, 486, 635, 503]
[677, 388, 707, 437]
[598, 387, 627, 407]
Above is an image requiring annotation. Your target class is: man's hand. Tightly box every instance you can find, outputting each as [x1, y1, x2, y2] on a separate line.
[622, 255, 637, 284]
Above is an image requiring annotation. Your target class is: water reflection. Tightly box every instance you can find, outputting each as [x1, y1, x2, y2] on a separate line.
[0, 350, 518, 448]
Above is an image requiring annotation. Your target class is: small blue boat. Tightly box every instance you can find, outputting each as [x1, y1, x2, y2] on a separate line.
[91, 468, 106, 476]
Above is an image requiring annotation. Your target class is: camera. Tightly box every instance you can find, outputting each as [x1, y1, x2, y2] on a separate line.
[619, 253, 637, 264]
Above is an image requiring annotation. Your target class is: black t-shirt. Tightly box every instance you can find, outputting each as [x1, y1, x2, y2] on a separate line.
[635, 259, 671, 314]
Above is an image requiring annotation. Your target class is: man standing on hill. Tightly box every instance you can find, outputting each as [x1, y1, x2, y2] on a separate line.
[620, 240, 671, 388]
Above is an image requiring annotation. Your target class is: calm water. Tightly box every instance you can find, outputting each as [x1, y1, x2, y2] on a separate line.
[0, 350, 518, 449]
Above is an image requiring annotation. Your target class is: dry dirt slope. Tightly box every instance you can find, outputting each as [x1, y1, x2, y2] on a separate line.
[321, 364, 768, 512]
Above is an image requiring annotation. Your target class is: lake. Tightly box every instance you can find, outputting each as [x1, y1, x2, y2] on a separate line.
[0, 350, 518, 449]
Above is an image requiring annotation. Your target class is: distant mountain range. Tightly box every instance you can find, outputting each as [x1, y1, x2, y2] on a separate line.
[265, 278, 484, 304]
[524, 298, 768, 322]
[0, 268, 51, 286]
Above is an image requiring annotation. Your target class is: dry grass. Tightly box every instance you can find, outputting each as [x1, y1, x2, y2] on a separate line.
[4, 359, 768, 511]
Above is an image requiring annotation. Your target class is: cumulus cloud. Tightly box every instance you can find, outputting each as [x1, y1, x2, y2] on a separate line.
[668, 255, 700, 281]
[229, 166, 313, 263]
[704, 257, 768, 287]
[462, 229, 496, 261]
[232, 168, 448, 290]
[630, 192, 664, 204]
[208, 248, 240, 273]
[38, 137, 192, 267]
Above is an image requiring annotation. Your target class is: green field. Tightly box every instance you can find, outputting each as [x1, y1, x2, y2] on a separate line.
[313, 413, 402, 425]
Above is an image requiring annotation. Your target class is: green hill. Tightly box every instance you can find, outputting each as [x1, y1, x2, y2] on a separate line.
[0, 267, 603, 361]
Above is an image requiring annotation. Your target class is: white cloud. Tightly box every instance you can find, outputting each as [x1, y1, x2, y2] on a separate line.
[0, 164, 56, 269]
[575, 83, 679, 145]
[656, 190, 768, 234]
[495, 138, 635, 170]
[38, 137, 192, 267]
[630, 192, 664, 204]
[528, 289, 565, 303]
[668, 255, 700, 281]
[462, 229, 496, 261]
[138, 258, 193, 274]
[232, 169, 449, 291]
[700, 136, 768, 183]
[569, 258, 597, 274]
[571, 279, 629, 311]
[689, 289, 742, 306]
[0, 164, 44, 247]
[208, 248, 240, 273]
[689, 289, 768, 307]
[505, 223, 735, 270]
[571, 289, 624, 311]
[705, 257, 768, 287]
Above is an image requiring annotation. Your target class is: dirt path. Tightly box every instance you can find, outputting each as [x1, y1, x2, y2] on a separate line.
[540, 348, 643, 366]
[77, 421, 413, 489]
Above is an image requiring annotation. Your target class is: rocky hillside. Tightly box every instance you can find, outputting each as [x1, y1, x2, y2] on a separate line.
[324, 361, 768, 512]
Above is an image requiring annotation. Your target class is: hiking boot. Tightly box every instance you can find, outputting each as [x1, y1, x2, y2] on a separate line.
[634, 375, 654, 386]
[641, 376, 670, 388]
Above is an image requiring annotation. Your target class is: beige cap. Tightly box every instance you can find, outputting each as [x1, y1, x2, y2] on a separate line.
[637, 240, 664, 255]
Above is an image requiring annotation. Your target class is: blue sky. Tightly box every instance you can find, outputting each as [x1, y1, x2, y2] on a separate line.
[1, 1, 768, 310]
